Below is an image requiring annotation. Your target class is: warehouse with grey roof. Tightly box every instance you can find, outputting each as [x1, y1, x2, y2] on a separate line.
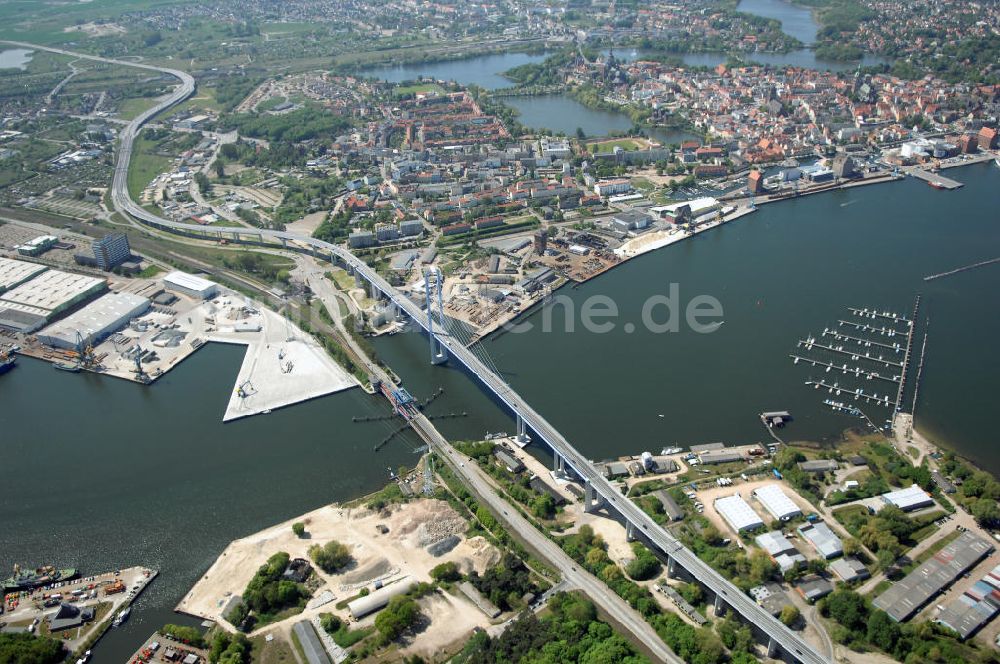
[873, 531, 994, 622]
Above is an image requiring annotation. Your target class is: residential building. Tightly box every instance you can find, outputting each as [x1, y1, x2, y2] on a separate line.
[91, 233, 131, 271]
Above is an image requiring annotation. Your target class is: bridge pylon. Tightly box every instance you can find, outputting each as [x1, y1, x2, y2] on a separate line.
[422, 266, 448, 365]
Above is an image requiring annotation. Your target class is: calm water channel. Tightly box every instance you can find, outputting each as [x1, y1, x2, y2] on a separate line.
[2, 165, 998, 662]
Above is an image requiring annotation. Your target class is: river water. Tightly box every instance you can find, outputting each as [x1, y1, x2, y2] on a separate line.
[3, 164, 998, 662]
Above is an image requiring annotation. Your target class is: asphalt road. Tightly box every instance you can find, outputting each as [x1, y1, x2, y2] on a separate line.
[4, 39, 829, 664]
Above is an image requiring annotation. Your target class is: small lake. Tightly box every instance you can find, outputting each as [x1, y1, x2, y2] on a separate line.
[0, 48, 33, 70]
[737, 0, 819, 45]
[360, 51, 546, 90]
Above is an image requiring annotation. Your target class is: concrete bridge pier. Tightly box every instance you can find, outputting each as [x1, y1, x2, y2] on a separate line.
[280, 237, 288, 248]
[767, 637, 778, 659]
[584, 481, 605, 513]
[714, 594, 726, 616]
[517, 414, 531, 446]
[354, 271, 364, 288]
[665, 556, 677, 579]
[551, 449, 566, 475]
[626, 522, 637, 542]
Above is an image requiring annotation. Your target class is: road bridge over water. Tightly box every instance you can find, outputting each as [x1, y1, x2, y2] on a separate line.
[6, 40, 831, 664]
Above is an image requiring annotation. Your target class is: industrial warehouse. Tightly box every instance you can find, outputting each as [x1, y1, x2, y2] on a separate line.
[874, 531, 994, 622]
[751, 484, 803, 522]
[0, 262, 107, 333]
[35, 292, 151, 350]
[715, 494, 765, 533]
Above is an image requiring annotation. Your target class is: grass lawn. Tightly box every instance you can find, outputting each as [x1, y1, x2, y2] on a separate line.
[137, 265, 163, 278]
[117, 96, 160, 121]
[251, 633, 297, 664]
[256, 96, 289, 112]
[328, 268, 355, 291]
[394, 83, 445, 97]
[588, 139, 641, 153]
[630, 176, 656, 191]
[127, 136, 172, 200]
[331, 624, 374, 648]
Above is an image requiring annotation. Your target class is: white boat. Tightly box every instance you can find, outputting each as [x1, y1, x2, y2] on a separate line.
[112, 606, 131, 627]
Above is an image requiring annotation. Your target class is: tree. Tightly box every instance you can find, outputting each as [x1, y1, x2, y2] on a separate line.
[823, 589, 867, 632]
[292, 522, 305, 537]
[625, 553, 660, 581]
[0, 633, 65, 664]
[309, 540, 352, 573]
[374, 595, 419, 642]
[429, 561, 461, 583]
[319, 613, 341, 634]
[866, 609, 900, 651]
[531, 493, 556, 519]
[972, 498, 1000, 527]
[780, 604, 800, 626]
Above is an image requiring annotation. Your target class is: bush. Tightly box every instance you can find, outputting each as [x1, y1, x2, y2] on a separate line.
[625, 545, 661, 581]
[374, 595, 420, 642]
[209, 631, 251, 664]
[309, 540, 353, 573]
[159, 624, 206, 648]
[429, 561, 462, 583]
[0, 633, 64, 664]
[292, 522, 306, 537]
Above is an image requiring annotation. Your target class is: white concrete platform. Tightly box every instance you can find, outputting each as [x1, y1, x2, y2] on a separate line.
[213, 305, 358, 421]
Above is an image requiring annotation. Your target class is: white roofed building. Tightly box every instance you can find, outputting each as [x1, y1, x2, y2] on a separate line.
[880, 484, 934, 512]
[163, 271, 218, 300]
[752, 484, 802, 522]
[715, 494, 765, 533]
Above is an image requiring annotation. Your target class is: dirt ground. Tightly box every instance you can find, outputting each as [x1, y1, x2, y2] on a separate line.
[176, 498, 499, 632]
[284, 211, 327, 236]
[393, 592, 493, 659]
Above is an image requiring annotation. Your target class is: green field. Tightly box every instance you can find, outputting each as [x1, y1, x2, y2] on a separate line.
[393, 82, 445, 97]
[588, 139, 642, 153]
[118, 97, 160, 121]
[127, 136, 171, 201]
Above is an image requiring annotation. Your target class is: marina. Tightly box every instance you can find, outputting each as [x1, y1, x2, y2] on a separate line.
[792, 302, 919, 430]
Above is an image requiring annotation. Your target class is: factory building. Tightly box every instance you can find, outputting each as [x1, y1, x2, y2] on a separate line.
[715, 494, 764, 533]
[650, 197, 721, 222]
[699, 449, 744, 464]
[163, 271, 218, 300]
[874, 532, 993, 622]
[609, 210, 652, 233]
[0, 257, 47, 294]
[754, 531, 806, 573]
[36, 292, 150, 350]
[797, 522, 843, 559]
[829, 557, 870, 583]
[880, 484, 934, 512]
[347, 578, 418, 619]
[0, 269, 107, 332]
[752, 484, 802, 522]
[15, 235, 57, 257]
[935, 561, 1000, 639]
